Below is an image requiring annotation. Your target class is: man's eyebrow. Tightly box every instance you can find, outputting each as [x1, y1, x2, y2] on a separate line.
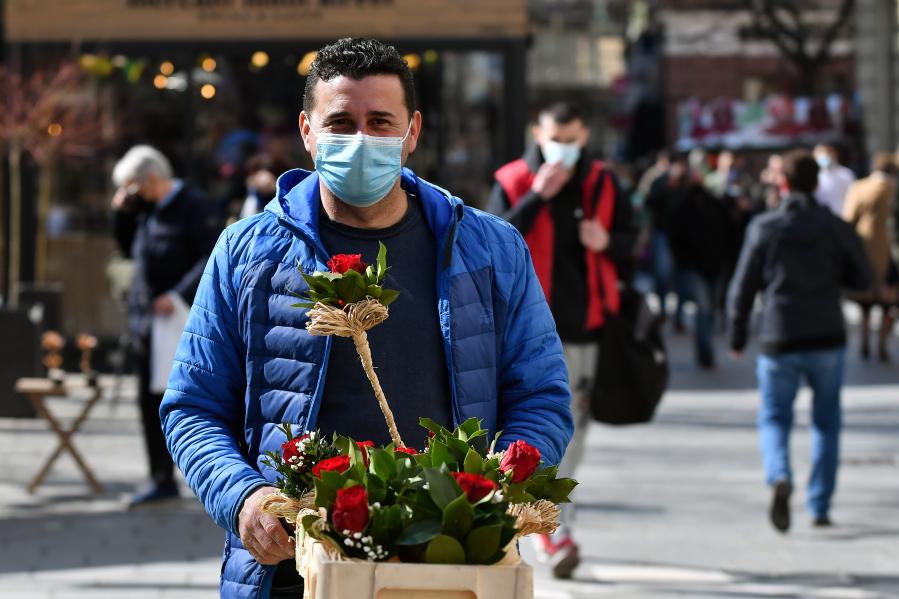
[369, 110, 397, 119]
[322, 111, 352, 121]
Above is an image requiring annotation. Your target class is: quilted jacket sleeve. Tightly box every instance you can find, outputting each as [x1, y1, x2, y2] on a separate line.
[160, 230, 268, 534]
[496, 231, 574, 466]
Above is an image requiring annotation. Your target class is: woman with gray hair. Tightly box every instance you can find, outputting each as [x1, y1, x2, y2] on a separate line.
[111, 144, 220, 507]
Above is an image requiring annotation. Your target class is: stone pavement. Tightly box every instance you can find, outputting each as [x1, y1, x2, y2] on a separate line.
[0, 325, 897, 598]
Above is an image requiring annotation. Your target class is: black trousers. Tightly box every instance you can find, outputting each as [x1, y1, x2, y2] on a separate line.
[136, 342, 176, 486]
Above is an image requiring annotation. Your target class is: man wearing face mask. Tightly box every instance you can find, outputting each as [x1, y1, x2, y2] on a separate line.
[489, 102, 636, 579]
[159, 38, 573, 599]
[110, 145, 219, 507]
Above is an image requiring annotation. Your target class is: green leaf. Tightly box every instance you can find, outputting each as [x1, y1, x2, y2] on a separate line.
[320, 470, 345, 491]
[413, 453, 432, 468]
[441, 493, 474, 539]
[379, 288, 400, 305]
[335, 271, 367, 304]
[419, 418, 449, 436]
[425, 534, 466, 564]
[465, 524, 502, 564]
[365, 284, 383, 299]
[422, 467, 462, 510]
[445, 437, 470, 460]
[396, 518, 442, 546]
[376, 241, 388, 281]
[463, 449, 483, 475]
[370, 448, 396, 480]
[429, 440, 450, 469]
[459, 418, 482, 438]
[547, 478, 579, 504]
[313, 477, 336, 508]
[301, 273, 335, 296]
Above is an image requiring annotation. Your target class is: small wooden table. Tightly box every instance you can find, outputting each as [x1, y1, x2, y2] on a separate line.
[15, 377, 104, 494]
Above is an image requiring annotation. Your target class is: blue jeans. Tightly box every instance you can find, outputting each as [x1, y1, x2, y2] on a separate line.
[678, 269, 720, 365]
[651, 232, 683, 323]
[756, 348, 845, 518]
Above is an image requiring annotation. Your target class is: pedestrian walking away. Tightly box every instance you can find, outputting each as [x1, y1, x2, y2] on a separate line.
[727, 150, 872, 532]
[110, 145, 220, 508]
[489, 101, 636, 579]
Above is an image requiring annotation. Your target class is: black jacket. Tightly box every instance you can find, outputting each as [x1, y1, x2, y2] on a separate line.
[668, 183, 733, 278]
[113, 183, 220, 338]
[727, 192, 872, 354]
[487, 146, 636, 342]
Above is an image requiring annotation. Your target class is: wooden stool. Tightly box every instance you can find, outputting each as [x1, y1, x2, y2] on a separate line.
[15, 377, 104, 494]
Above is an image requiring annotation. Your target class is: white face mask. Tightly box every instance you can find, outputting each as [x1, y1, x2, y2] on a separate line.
[542, 140, 581, 168]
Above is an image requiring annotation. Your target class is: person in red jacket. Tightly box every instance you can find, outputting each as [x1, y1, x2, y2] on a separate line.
[488, 101, 636, 579]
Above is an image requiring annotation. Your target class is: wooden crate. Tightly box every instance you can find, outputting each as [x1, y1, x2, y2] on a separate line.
[300, 539, 533, 599]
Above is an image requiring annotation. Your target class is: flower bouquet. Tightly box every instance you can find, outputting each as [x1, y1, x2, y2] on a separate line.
[262, 244, 577, 598]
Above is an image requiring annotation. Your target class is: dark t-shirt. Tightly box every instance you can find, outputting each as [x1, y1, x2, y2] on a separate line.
[315, 193, 454, 450]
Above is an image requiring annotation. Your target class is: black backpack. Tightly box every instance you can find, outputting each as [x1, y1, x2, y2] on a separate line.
[590, 287, 668, 425]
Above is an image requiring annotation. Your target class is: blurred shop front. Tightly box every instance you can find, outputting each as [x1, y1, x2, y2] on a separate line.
[1, 0, 527, 345]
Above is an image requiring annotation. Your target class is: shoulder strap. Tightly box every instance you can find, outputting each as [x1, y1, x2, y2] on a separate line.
[495, 159, 536, 207]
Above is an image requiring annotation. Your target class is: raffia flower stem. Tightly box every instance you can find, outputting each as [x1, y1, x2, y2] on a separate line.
[351, 330, 405, 448]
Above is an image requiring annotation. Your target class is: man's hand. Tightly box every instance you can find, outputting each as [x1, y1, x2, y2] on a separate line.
[579, 219, 610, 252]
[153, 294, 176, 316]
[111, 187, 130, 211]
[531, 162, 572, 200]
[238, 486, 295, 565]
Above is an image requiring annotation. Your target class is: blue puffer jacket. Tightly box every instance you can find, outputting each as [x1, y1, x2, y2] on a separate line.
[160, 167, 573, 599]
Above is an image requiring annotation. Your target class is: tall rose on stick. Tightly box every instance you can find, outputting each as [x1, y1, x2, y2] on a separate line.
[293, 242, 405, 447]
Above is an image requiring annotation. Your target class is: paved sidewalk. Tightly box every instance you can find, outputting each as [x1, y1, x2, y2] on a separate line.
[0, 329, 897, 598]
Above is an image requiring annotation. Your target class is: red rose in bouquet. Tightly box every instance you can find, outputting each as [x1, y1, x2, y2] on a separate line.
[331, 485, 370, 533]
[451, 472, 497, 503]
[281, 434, 310, 464]
[327, 254, 366, 274]
[312, 455, 351, 478]
[500, 440, 541, 483]
[394, 447, 418, 456]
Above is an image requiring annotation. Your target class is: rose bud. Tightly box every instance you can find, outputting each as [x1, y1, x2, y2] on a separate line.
[451, 472, 497, 503]
[394, 447, 418, 456]
[312, 455, 351, 478]
[331, 485, 370, 533]
[500, 440, 542, 483]
[356, 440, 375, 467]
[327, 254, 367, 274]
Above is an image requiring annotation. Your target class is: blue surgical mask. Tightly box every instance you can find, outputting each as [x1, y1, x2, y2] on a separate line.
[815, 154, 833, 169]
[314, 122, 412, 207]
[542, 140, 581, 168]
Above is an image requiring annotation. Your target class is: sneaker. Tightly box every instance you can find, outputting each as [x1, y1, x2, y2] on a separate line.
[128, 482, 179, 509]
[769, 480, 791, 533]
[812, 515, 833, 528]
[535, 534, 580, 579]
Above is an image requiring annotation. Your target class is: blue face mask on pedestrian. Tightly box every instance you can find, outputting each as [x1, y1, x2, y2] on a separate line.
[313, 121, 413, 207]
[542, 140, 581, 168]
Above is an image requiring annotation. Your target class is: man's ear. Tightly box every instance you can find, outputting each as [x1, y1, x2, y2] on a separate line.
[404, 110, 423, 156]
[299, 111, 314, 155]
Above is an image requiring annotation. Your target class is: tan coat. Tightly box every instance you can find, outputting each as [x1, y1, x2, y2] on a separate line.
[843, 173, 896, 300]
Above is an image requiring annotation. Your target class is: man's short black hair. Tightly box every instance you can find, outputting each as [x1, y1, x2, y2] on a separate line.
[782, 149, 819, 194]
[538, 102, 584, 125]
[303, 38, 416, 118]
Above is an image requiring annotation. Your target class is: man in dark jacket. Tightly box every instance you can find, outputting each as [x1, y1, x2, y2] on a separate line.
[669, 166, 733, 369]
[488, 102, 635, 579]
[727, 150, 871, 532]
[111, 145, 219, 506]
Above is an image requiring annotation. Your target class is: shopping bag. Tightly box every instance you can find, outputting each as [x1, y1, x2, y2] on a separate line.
[149, 293, 190, 394]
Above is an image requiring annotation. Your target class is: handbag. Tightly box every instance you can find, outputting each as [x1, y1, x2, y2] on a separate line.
[590, 286, 668, 425]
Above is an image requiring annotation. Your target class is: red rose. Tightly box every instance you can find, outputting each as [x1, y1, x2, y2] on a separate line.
[451, 472, 497, 503]
[312, 455, 351, 478]
[331, 485, 370, 533]
[327, 254, 366, 274]
[500, 440, 542, 483]
[281, 434, 310, 464]
[394, 447, 418, 456]
[356, 440, 374, 467]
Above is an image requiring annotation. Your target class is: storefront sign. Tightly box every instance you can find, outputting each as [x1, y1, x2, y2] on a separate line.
[6, 0, 527, 41]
